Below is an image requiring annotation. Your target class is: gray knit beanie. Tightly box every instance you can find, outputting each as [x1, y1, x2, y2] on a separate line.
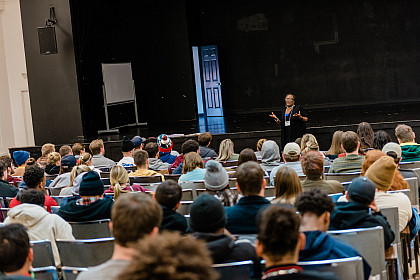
[204, 160, 229, 191]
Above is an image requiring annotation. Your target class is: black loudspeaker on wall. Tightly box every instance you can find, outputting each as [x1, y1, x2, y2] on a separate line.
[38, 26, 58, 55]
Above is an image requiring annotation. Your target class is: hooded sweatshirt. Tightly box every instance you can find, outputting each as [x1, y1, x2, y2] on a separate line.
[49, 172, 71, 189]
[329, 202, 395, 249]
[59, 171, 87, 196]
[4, 203, 74, 266]
[199, 146, 218, 159]
[148, 158, 171, 171]
[300, 231, 371, 280]
[400, 143, 420, 162]
[58, 196, 114, 222]
[260, 141, 281, 173]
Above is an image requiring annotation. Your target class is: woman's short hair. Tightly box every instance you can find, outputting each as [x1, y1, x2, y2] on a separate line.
[216, 139, 235, 162]
[274, 166, 302, 201]
[300, 151, 324, 179]
[182, 152, 204, 174]
[238, 148, 257, 166]
[78, 153, 92, 165]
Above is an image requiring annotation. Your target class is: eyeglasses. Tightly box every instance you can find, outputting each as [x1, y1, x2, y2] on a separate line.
[285, 97, 294, 100]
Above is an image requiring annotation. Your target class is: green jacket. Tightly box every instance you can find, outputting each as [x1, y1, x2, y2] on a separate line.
[400, 143, 420, 162]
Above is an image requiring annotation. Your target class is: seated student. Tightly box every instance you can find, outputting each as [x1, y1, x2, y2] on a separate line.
[329, 131, 365, 173]
[271, 166, 302, 206]
[59, 165, 91, 196]
[179, 152, 206, 181]
[170, 139, 200, 174]
[295, 189, 371, 279]
[0, 224, 34, 279]
[216, 139, 239, 162]
[157, 134, 177, 164]
[270, 142, 304, 185]
[36, 143, 55, 168]
[254, 138, 267, 160]
[59, 145, 73, 158]
[330, 177, 394, 249]
[256, 206, 338, 280]
[58, 171, 114, 222]
[300, 134, 331, 167]
[76, 193, 162, 280]
[361, 149, 409, 191]
[154, 180, 187, 233]
[104, 166, 145, 199]
[129, 150, 164, 181]
[0, 156, 21, 187]
[118, 231, 217, 280]
[259, 140, 281, 174]
[300, 151, 344, 194]
[132, 135, 145, 151]
[12, 150, 30, 177]
[117, 136, 136, 167]
[0, 161, 18, 199]
[237, 148, 258, 166]
[325, 130, 345, 157]
[5, 189, 74, 266]
[9, 166, 58, 212]
[48, 155, 78, 190]
[395, 124, 420, 162]
[72, 142, 85, 160]
[198, 132, 218, 159]
[89, 139, 116, 169]
[204, 160, 239, 207]
[190, 194, 258, 265]
[144, 142, 171, 171]
[365, 156, 412, 232]
[45, 152, 61, 175]
[374, 130, 392, 150]
[225, 161, 270, 234]
[78, 152, 101, 173]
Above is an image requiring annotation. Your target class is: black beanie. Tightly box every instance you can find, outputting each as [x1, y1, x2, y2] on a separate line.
[79, 171, 104, 196]
[121, 136, 135, 152]
[190, 194, 226, 233]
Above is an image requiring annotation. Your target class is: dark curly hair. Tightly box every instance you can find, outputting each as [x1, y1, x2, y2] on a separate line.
[20, 189, 45, 207]
[118, 231, 217, 280]
[257, 206, 301, 261]
[23, 165, 45, 189]
[294, 189, 334, 216]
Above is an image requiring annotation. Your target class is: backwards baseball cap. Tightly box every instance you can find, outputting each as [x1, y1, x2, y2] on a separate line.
[61, 155, 77, 169]
[382, 142, 402, 159]
[283, 142, 301, 156]
[131, 136, 146, 148]
[347, 177, 376, 205]
[157, 134, 173, 153]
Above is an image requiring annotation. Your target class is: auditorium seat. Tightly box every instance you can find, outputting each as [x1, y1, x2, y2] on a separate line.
[164, 174, 181, 182]
[229, 178, 237, 188]
[129, 175, 162, 184]
[179, 181, 205, 199]
[56, 238, 114, 267]
[328, 226, 386, 279]
[264, 186, 275, 197]
[328, 193, 344, 203]
[297, 257, 364, 280]
[46, 174, 58, 181]
[220, 160, 239, 167]
[69, 219, 112, 239]
[212, 260, 253, 280]
[324, 172, 361, 183]
[176, 201, 193, 215]
[100, 172, 110, 178]
[61, 267, 88, 280]
[100, 178, 111, 185]
[31, 240, 55, 268]
[32, 266, 59, 280]
[124, 166, 137, 172]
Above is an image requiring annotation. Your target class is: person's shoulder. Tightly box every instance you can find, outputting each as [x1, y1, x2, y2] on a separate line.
[76, 259, 130, 280]
[45, 195, 59, 206]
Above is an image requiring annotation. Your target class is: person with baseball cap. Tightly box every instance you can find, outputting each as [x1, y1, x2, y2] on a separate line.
[329, 177, 394, 249]
[117, 136, 136, 168]
[270, 142, 303, 185]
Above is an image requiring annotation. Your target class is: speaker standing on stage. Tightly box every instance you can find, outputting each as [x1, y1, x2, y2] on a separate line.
[269, 94, 308, 148]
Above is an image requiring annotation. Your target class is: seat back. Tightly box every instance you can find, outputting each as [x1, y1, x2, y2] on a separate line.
[32, 266, 59, 280]
[61, 267, 88, 280]
[327, 226, 386, 279]
[129, 175, 162, 184]
[328, 193, 344, 203]
[56, 238, 114, 267]
[324, 172, 361, 183]
[164, 174, 181, 182]
[341, 181, 352, 191]
[69, 219, 112, 239]
[229, 178, 237, 188]
[100, 178, 111, 185]
[100, 172, 111, 178]
[380, 206, 402, 273]
[179, 181, 205, 199]
[213, 260, 253, 280]
[196, 189, 207, 197]
[50, 188, 63, 196]
[181, 189, 194, 201]
[297, 257, 364, 280]
[176, 201, 193, 215]
[31, 240, 55, 268]
[46, 174, 58, 181]
[264, 186, 275, 197]
[403, 177, 419, 205]
[399, 161, 420, 169]
[220, 160, 239, 167]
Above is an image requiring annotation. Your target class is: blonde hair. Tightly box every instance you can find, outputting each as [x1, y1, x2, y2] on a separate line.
[326, 131, 345, 155]
[41, 143, 55, 156]
[395, 124, 414, 143]
[257, 139, 267, 151]
[182, 152, 204, 174]
[79, 153, 92, 166]
[110, 165, 130, 200]
[300, 134, 319, 153]
[216, 139, 235, 161]
[274, 166, 303, 203]
[47, 152, 61, 165]
[67, 165, 91, 188]
[89, 139, 104, 155]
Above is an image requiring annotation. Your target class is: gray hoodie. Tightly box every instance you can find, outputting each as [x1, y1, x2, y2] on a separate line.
[148, 158, 171, 171]
[260, 140, 281, 172]
[5, 203, 74, 266]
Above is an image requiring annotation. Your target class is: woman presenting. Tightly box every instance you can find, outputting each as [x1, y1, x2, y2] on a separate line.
[269, 94, 308, 148]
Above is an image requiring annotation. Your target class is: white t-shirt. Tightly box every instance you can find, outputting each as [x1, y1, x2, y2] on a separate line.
[117, 157, 135, 167]
[374, 191, 412, 232]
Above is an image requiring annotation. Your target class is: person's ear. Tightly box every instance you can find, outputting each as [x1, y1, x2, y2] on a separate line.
[345, 191, 349, 200]
[282, 154, 286, 162]
[255, 240, 264, 258]
[236, 182, 243, 194]
[109, 221, 113, 231]
[174, 201, 181, 210]
[341, 144, 345, 151]
[298, 232, 306, 250]
[357, 142, 360, 149]
[28, 248, 34, 263]
[150, 226, 159, 236]
[413, 132, 416, 141]
[262, 177, 266, 190]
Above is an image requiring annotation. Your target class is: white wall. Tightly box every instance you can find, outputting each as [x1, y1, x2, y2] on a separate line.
[0, 0, 34, 156]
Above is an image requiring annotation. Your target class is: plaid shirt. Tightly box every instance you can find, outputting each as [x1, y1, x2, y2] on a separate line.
[76, 196, 102, 206]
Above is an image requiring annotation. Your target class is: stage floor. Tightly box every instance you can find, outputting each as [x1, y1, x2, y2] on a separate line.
[113, 102, 420, 140]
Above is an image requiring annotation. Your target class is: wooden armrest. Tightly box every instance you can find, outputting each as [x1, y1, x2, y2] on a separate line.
[401, 225, 410, 235]
[385, 244, 398, 260]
